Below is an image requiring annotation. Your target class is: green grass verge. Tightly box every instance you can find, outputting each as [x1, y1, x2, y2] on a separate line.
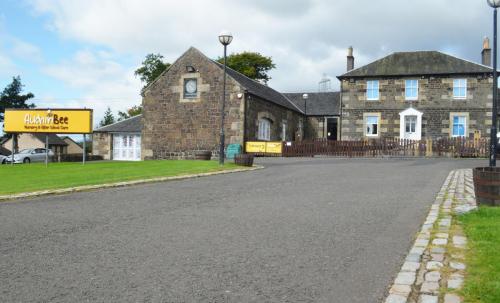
[0, 160, 239, 195]
[459, 207, 500, 303]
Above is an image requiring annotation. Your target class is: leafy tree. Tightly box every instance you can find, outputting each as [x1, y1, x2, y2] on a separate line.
[99, 107, 115, 127]
[217, 52, 276, 83]
[118, 105, 142, 121]
[0, 76, 35, 122]
[134, 53, 171, 88]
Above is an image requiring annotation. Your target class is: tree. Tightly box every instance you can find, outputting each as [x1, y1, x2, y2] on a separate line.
[217, 52, 276, 83]
[134, 53, 171, 88]
[118, 105, 142, 121]
[99, 107, 115, 127]
[0, 76, 35, 122]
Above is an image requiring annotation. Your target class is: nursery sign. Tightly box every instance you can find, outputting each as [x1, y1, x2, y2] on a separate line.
[4, 108, 93, 134]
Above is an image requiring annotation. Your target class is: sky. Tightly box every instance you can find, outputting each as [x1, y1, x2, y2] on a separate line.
[0, 0, 496, 129]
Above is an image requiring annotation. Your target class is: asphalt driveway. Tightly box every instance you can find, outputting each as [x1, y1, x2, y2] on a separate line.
[0, 158, 485, 302]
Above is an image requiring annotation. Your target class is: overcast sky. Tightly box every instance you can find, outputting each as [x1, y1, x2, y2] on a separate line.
[0, 0, 496, 125]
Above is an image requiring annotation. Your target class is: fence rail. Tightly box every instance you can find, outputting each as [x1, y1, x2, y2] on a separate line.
[278, 138, 489, 158]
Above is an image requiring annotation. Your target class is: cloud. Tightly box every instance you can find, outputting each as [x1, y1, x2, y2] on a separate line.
[11, 39, 43, 63]
[26, 0, 494, 94]
[40, 49, 142, 124]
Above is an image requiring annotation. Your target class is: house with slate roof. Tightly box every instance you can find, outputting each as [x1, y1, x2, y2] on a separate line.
[93, 47, 339, 160]
[1, 133, 68, 154]
[338, 39, 495, 141]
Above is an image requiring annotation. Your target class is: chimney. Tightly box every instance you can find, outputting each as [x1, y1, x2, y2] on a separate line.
[347, 46, 354, 71]
[482, 37, 492, 66]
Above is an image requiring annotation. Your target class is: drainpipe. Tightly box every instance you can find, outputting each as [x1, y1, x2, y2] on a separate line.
[243, 90, 249, 153]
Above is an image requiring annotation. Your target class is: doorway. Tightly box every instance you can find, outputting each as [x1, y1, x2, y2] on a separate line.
[326, 117, 338, 140]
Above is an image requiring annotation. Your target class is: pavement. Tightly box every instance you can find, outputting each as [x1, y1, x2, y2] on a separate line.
[0, 158, 486, 303]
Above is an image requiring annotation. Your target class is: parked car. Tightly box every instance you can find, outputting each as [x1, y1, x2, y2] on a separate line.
[0, 154, 6, 164]
[4, 148, 54, 164]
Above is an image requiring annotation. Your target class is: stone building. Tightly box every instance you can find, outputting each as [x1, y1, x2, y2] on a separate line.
[338, 40, 494, 140]
[140, 47, 302, 160]
[93, 115, 142, 160]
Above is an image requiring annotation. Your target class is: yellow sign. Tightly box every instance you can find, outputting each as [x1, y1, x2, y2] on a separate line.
[4, 109, 93, 134]
[246, 141, 266, 153]
[246, 141, 282, 154]
[265, 142, 282, 154]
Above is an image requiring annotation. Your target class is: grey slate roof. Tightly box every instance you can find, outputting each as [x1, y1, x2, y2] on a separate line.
[0, 145, 10, 156]
[213, 61, 303, 114]
[283, 92, 340, 116]
[94, 115, 142, 133]
[32, 133, 68, 146]
[338, 51, 493, 79]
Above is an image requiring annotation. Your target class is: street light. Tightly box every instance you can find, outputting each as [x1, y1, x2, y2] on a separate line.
[488, 0, 500, 167]
[302, 93, 308, 140]
[218, 31, 233, 165]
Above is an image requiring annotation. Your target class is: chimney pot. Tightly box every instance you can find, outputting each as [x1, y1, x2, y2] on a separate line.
[482, 37, 492, 66]
[347, 46, 354, 71]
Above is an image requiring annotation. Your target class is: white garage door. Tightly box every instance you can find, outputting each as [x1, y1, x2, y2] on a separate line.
[113, 134, 141, 161]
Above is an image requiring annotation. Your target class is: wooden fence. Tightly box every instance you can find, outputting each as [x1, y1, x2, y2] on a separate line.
[279, 138, 489, 158]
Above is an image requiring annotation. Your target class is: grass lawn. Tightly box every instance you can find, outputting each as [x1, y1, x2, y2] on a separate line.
[0, 160, 240, 195]
[459, 207, 500, 303]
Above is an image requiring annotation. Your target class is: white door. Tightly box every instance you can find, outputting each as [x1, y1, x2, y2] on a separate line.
[113, 134, 141, 161]
[399, 108, 423, 140]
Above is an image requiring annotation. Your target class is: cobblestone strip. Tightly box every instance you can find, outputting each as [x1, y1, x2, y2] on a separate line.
[385, 169, 476, 303]
[0, 165, 263, 202]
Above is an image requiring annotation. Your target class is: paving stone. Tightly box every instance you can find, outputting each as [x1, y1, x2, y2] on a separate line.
[430, 254, 444, 262]
[421, 281, 439, 294]
[386, 294, 407, 303]
[419, 294, 438, 303]
[415, 238, 429, 247]
[406, 253, 421, 262]
[395, 272, 416, 285]
[426, 261, 443, 270]
[450, 262, 466, 270]
[389, 284, 412, 295]
[424, 271, 441, 282]
[453, 236, 467, 246]
[402, 261, 420, 272]
[435, 233, 449, 239]
[432, 238, 448, 245]
[410, 247, 425, 255]
[430, 247, 445, 254]
[448, 278, 463, 289]
[444, 293, 462, 303]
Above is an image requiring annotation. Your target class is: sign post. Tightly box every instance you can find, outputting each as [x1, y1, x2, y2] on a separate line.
[45, 134, 49, 167]
[82, 134, 86, 165]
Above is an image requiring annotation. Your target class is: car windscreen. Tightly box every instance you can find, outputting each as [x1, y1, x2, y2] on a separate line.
[18, 149, 31, 154]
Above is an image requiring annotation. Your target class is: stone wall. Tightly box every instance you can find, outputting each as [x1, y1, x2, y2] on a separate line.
[141, 47, 245, 160]
[245, 95, 303, 142]
[92, 132, 112, 160]
[341, 75, 492, 140]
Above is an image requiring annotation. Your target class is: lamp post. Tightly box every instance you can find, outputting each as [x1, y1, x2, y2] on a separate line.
[218, 31, 233, 165]
[302, 93, 308, 140]
[488, 0, 500, 167]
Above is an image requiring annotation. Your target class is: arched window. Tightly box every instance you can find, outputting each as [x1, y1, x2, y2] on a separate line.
[258, 118, 271, 141]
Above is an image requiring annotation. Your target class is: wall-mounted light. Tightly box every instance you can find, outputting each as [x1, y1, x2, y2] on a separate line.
[186, 65, 196, 73]
[237, 93, 243, 99]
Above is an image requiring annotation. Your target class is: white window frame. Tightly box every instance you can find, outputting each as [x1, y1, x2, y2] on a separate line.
[258, 118, 271, 141]
[453, 79, 467, 99]
[281, 121, 287, 141]
[365, 115, 379, 137]
[451, 115, 467, 137]
[405, 115, 417, 134]
[366, 80, 380, 101]
[405, 79, 418, 100]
